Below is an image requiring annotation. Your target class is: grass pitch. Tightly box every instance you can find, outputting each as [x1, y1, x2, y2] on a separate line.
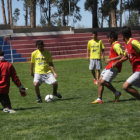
[0, 58, 140, 140]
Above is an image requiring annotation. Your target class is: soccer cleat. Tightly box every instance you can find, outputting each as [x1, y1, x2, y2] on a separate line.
[114, 92, 121, 103]
[37, 98, 42, 103]
[3, 108, 9, 113]
[91, 99, 103, 104]
[94, 79, 98, 85]
[8, 109, 16, 113]
[54, 93, 62, 99]
[3, 108, 16, 113]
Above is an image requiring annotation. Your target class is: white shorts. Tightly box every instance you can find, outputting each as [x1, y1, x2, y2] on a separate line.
[101, 68, 118, 82]
[34, 72, 57, 85]
[89, 59, 102, 70]
[126, 71, 140, 88]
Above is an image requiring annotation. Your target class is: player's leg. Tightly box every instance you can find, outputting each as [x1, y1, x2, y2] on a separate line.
[96, 59, 102, 84]
[52, 81, 62, 98]
[89, 59, 97, 84]
[123, 82, 140, 99]
[91, 69, 106, 104]
[123, 72, 140, 100]
[101, 69, 121, 102]
[43, 73, 62, 98]
[1, 94, 16, 113]
[91, 77, 104, 104]
[34, 74, 42, 103]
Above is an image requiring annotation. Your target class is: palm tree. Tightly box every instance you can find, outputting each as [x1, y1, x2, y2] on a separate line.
[1, 0, 7, 24]
[7, 0, 10, 24]
[9, 0, 13, 26]
[30, 0, 36, 28]
[85, 0, 98, 28]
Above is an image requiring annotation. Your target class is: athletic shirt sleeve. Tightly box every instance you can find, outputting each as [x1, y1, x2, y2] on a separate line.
[31, 52, 35, 63]
[100, 40, 105, 50]
[87, 40, 91, 50]
[113, 43, 123, 55]
[131, 40, 140, 53]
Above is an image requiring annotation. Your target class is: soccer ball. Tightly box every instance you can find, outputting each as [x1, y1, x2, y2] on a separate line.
[45, 94, 54, 102]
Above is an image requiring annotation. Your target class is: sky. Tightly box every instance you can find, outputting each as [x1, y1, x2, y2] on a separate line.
[0, 0, 92, 28]
[0, 0, 128, 28]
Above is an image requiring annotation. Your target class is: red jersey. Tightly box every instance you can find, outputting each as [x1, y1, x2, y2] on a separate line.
[125, 38, 140, 73]
[0, 60, 21, 94]
[106, 41, 122, 72]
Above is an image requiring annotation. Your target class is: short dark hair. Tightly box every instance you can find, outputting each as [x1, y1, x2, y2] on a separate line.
[107, 31, 118, 40]
[92, 31, 98, 36]
[121, 26, 132, 38]
[36, 40, 44, 46]
[0, 51, 4, 56]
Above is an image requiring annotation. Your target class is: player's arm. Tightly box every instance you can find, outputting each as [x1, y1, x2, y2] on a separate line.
[30, 53, 35, 77]
[87, 42, 90, 60]
[100, 40, 105, 61]
[49, 62, 57, 78]
[112, 51, 128, 68]
[106, 43, 123, 64]
[30, 62, 34, 77]
[10, 65, 26, 96]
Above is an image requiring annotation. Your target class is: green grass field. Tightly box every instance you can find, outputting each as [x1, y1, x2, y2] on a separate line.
[0, 58, 140, 140]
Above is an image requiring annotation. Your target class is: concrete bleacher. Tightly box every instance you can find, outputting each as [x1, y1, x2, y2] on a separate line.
[1, 28, 140, 62]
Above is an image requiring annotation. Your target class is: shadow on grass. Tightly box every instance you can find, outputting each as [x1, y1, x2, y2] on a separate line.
[53, 97, 81, 102]
[14, 107, 42, 111]
[113, 80, 125, 83]
[104, 98, 137, 104]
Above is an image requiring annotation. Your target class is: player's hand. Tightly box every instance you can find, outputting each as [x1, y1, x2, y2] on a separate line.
[19, 85, 26, 97]
[105, 59, 110, 64]
[53, 73, 57, 78]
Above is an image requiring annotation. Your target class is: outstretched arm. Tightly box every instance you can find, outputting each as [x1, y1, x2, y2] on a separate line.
[112, 55, 128, 68]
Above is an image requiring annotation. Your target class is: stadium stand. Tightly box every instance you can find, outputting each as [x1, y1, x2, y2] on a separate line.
[0, 27, 140, 62]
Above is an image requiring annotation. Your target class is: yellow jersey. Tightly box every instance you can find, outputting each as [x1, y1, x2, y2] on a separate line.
[31, 49, 52, 74]
[87, 39, 105, 59]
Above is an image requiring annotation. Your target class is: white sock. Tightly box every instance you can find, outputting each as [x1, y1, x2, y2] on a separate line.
[97, 98, 102, 101]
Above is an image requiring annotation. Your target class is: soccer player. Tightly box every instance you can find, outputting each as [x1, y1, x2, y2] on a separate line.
[30, 40, 62, 103]
[87, 31, 105, 85]
[0, 51, 26, 113]
[112, 26, 140, 100]
[91, 31, 123, 104]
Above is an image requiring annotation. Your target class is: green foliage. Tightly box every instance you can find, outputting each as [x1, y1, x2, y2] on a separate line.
[125, 11, 140, 26]
[13, 8, 20, 25]
[0, 59, 140, 140]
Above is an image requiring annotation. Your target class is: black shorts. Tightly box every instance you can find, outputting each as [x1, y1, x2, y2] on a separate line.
[0, 94, 11, 109]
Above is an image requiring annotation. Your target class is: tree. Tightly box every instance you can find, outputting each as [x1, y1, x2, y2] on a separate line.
[55, 0, 81, 26]
[85, 0, 98, 28]
[13, 8, 20, 25]
[39, 0, 57, 26]
[125, 11, 140, 26]
[23, 0, 30, 26]
[101, 0, 119, 27]
[1, 0, 7, 24]
[9, 0, 13, 26]
[30, 0, 36, 28]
